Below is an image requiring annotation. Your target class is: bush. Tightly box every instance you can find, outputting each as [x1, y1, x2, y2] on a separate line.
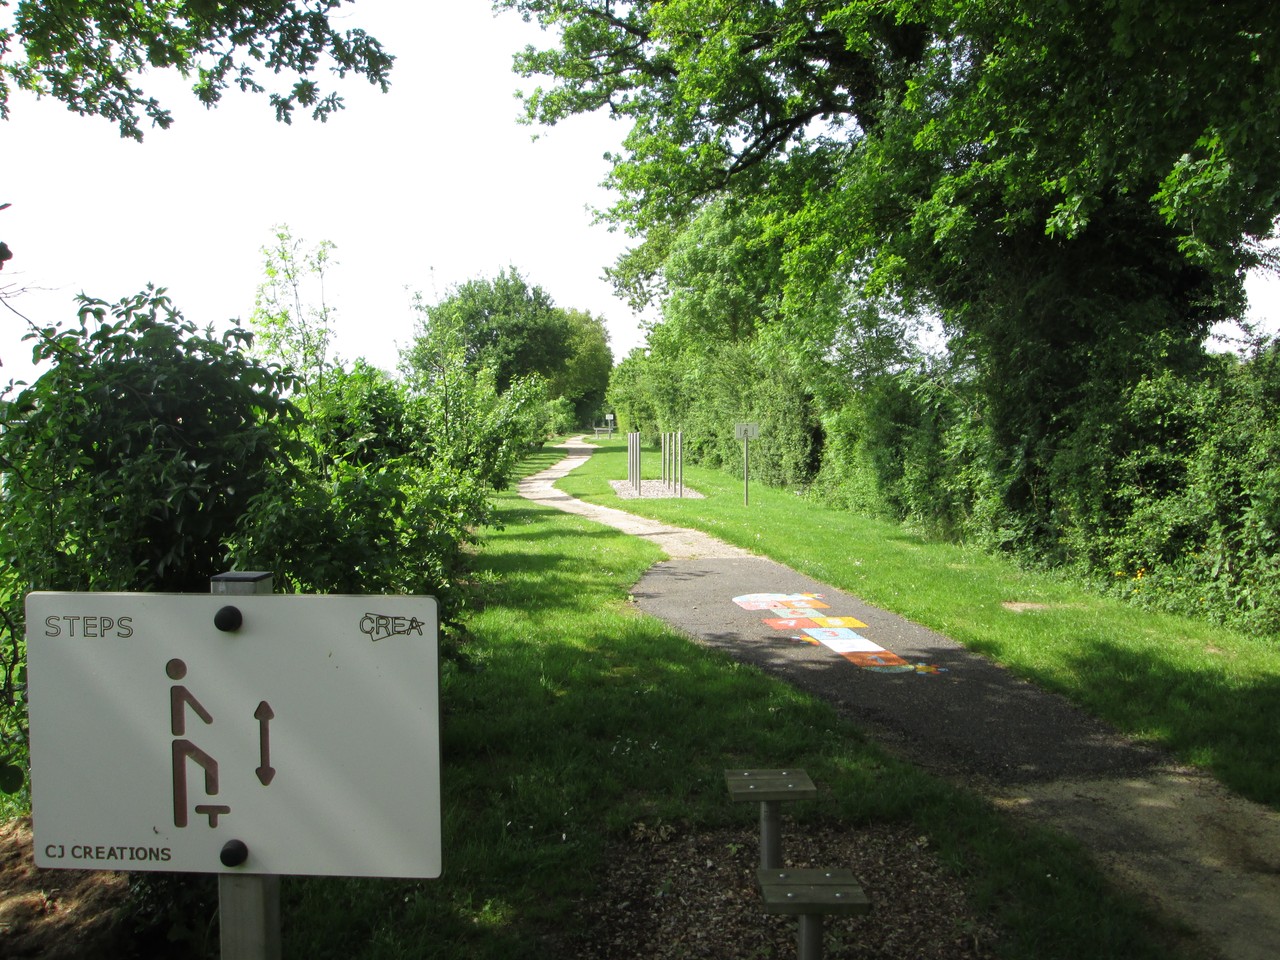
[0, 288, 295, 798]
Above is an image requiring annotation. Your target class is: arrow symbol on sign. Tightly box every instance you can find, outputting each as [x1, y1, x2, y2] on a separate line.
[254, 701, 276, 785]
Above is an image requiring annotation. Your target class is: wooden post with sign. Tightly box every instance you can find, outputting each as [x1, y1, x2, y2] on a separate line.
[735, 423, 760, 506]
[211, 572, 280, 960]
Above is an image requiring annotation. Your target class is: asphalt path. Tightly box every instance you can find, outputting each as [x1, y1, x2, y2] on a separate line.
[518, 438, 1280, 960]
[630, 554, 1161, 786]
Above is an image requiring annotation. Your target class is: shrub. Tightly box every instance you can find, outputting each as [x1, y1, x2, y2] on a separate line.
[0, 288, 295, 796]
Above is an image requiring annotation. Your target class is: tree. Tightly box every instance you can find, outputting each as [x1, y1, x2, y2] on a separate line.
[548, 308, 613, 426]
[402, 267, 573, 393]
[504, 1, 1279, 286]
[0, 287, 296, 594]
[501, 0, 1280, 548]
[0, 0, 393, 139]
[250, 225, 339, 403]
[399, 290, 547, 489]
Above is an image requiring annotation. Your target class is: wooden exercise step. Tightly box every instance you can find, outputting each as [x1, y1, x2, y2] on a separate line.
[757, 867, 871, 915]
[758, 867, 871, 960]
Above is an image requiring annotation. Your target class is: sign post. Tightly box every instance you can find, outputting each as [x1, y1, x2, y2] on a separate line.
[211, 572, 280, 960]
[735, 422, 760, 506]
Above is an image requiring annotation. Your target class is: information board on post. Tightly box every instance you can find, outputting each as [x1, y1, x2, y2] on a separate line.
[26, 592, 442, 879]
[734, 423, 760, 505]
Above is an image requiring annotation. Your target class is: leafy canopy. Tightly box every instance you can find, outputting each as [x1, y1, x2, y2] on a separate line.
[504, 0, 1280, 542]
[402, 267, 574, 394]
[1, 0, 393, 138]
[503, 0, 1280, 292]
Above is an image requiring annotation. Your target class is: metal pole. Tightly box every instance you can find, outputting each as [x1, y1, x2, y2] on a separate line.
[744, 437, 750, 507]
[798, 914, 824, 960]
[210, 572, 281, 960]
[760, 799, 781, 870]
[670, 435, 680, 496]
[678, 431, 683, 498]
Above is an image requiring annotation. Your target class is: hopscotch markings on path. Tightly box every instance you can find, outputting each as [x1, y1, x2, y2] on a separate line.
[733, 593, 946, 675]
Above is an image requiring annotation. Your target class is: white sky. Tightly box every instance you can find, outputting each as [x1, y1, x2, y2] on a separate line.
[0, 2, 646, 387]
[1, 1, 1276, 388]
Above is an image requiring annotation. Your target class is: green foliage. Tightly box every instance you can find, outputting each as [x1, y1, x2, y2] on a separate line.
[542, 395, 577, 437]
[251, 226, 338, 400]
[1052, 348, 1280, 635]
[546, 308, 613, 427]
[399, 267, 609, 432]
[3, 0, 394, 139]
[401, 290, 549, 491]
[503, 0, 1280, 639]
[607, 336, 821, 488]
[0, 575, 28, 805]
[816, 343, 1280, 637]
[1, 287, 295, 593]
[0, 287, 295, 797]
[603, 347, 655, 435]
[402, 268, 573, 394]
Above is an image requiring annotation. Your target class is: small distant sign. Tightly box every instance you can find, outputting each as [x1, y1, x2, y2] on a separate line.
[27, 593, 441, 879]
[605, 413, 615, 423]
[735, 422, 760, 440]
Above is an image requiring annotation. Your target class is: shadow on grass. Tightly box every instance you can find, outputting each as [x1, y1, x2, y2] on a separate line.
[1057, 637, 1280, 808]
[275, 475, 1197, 960]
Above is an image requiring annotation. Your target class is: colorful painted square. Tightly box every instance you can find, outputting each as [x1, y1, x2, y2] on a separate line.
[814, 634, 884, 654]
[803, 627, 863, 642]
[844, 651, 910, 668]
[775, 598, 830, 610]
[763, 617, 819, 631]
[811, 616, 869, 629]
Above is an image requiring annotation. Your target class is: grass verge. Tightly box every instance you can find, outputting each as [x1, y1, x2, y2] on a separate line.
[278, 445, 1198, 959]
[556, 438, 1280, 810]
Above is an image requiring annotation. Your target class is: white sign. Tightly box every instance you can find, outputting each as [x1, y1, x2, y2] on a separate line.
[734, 422, 760, 440]
[26, 592, 441, 879]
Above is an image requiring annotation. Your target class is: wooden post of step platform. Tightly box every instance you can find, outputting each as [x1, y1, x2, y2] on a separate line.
[725, 769, 817, 870]
[758, 867, 871, 960]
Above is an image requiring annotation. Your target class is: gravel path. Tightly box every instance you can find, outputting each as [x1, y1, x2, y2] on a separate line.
[519, 438, 1280, 960]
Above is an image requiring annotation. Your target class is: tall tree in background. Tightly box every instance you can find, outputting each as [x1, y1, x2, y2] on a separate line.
[251, 226, 338, 401]
[548, 308, 613, 425]
[502, 0, 1280, 545]
[403, 267, 573, 393]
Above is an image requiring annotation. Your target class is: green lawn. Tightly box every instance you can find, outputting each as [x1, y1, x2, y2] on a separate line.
[558, 438, 1280, 810]
[276, 445, 1199, 959]
[4, 443, 1233, 957]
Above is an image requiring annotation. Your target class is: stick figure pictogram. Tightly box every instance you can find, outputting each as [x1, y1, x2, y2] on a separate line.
[167, 658, 228, 828]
